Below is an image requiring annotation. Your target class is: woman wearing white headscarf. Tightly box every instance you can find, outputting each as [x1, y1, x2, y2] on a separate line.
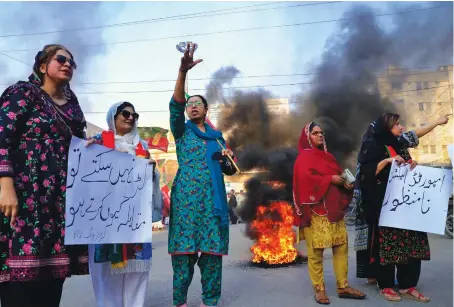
[86, 101, 162, 307]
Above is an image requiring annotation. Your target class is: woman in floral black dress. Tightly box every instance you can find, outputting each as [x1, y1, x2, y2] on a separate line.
[0, 45, 88, 307]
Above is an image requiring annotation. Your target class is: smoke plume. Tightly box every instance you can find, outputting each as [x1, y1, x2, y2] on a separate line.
[214, 3, 453, 230]
[205, 66, 240, 104]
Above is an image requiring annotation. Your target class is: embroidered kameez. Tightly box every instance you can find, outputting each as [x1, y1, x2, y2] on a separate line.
[0, 75, 88, 283]
[168, 96, 236, 306]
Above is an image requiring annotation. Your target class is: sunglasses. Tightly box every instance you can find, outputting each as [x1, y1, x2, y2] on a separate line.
[186, 101, 204, 108]
[54, 54, 77, 70]
[311, 131, 325, 136]
[120, 110, 139, 121]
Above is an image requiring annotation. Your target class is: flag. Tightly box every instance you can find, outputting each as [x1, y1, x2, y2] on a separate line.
[138, 127, 169, 152]
[185, 92, 237, 162]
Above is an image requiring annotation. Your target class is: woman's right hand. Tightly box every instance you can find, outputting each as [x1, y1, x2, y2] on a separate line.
[85, 138, 96, 147]
[0, 181, 18, 225]
[179, 43, 203, 73]
[331, 175, 345, 186]
[388, 155, 405, 166]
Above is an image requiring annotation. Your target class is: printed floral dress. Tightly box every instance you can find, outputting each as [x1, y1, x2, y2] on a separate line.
[0, 76, 88, 282]
[167, 98, 232, 255]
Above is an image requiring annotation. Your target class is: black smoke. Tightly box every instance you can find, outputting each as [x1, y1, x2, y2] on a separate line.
[295, 2, 453, 166]
[214, 2, 453, 231]
[205, 66, 240, 105]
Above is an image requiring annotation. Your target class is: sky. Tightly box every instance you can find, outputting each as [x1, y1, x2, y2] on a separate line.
[0, 1, 448, 130]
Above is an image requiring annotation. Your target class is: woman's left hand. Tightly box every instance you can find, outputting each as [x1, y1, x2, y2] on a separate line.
[410, 160, 418, 170]
[344, 182, 354, 190]
[222, 149, 233, 157]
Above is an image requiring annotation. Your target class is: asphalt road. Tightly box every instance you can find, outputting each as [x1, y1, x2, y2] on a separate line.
[59, 225, 452, 307]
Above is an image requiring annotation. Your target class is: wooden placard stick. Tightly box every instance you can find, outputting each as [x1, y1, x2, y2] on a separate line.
[216, 139, 241, 174]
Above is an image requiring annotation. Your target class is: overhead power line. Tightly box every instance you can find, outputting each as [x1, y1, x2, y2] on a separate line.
[1, 67, 452, 87]
[82, 86, 453, 115]
[83, 99, 312, 114]
[0, 1, 339, 38]
[75, 84, 450, 95]
[0, 4, 448, 53]
[40, 68, 454, 86]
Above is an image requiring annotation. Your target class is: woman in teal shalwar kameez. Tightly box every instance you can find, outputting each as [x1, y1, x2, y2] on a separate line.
[168, 43, 237, 307]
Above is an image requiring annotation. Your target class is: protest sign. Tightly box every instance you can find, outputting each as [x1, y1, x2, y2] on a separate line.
[65, 137, 153, 245]
[379, 161, 453, 235]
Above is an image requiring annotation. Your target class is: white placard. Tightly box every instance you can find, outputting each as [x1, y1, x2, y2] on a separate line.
[65, 137, 153, 245]
[379, 161, 453, 235]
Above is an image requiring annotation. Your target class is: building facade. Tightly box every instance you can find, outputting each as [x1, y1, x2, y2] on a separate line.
[378, 65, 453, 165]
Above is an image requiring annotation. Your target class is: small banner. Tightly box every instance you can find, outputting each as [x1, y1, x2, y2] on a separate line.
[138, 127, 169, 152]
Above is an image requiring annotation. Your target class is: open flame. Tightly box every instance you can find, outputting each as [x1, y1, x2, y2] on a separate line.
[250, 201, 298, 265]
[264, 181, 286, 189]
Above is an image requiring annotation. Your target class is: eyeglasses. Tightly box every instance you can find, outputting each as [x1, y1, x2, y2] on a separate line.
[54, 54, 77, 70]
[310, 131, 325, 136]
[121, 110, 139, 121]
[186, 101, 204, 108]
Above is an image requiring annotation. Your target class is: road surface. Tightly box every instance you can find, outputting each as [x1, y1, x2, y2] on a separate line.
[59, 225, 452, 307]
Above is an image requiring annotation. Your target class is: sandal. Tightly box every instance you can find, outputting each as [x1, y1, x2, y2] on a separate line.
[399, 287, 430, 302]
[314, 291, 330, 305]
[379, 288, 402, 302]
[337, 287, 367, 299]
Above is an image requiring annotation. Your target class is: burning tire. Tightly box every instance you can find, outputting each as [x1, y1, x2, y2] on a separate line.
[250, 201, 299, 266]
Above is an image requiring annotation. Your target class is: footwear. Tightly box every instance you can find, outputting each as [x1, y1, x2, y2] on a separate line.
[314, 291, 330, 305]
[337, 287, 367, 299]
[399, 287, 430, 302]
[176, 304, 187, 307]
[379, 288, 402, 302]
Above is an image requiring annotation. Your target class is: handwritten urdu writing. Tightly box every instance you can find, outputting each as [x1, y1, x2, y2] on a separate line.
[65, 137, 153, 245]
[379, 161, 453, 235]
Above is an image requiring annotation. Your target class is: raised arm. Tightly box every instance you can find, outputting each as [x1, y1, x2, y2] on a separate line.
[169, 75, 187, 140]
[170, 43, 203, 139]
[413, 114, 451, 138]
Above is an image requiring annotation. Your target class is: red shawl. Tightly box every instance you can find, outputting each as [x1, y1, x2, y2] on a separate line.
[293, 122, 353, 227]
